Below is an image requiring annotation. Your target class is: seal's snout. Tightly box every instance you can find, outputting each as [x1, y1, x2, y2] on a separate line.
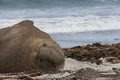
[50, 48, 65, 70]
[36, 42, 65, 71]
[50, 48, 65, 65]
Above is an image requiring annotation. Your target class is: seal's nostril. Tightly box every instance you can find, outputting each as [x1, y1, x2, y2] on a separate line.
[39, 59, 43, 62]
[43, 43, 46, 47]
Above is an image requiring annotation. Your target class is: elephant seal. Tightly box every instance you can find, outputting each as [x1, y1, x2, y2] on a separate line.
[0, 20, 65, 73]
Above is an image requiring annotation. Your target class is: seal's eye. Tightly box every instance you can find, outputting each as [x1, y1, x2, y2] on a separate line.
[43, 43, 46, 47]
[40, 42, 47, 47]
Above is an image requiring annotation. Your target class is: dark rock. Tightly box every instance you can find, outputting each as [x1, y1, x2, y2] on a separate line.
[92, 42, 102, 47]
[63, 43, 120, 63]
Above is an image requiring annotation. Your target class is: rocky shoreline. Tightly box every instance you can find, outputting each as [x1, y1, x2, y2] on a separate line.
[0, 43, 120, 80]
[63, 43, 120, 64]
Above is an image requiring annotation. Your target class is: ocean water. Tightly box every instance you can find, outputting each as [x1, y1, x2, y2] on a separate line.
[0, 0, 120, 47]
[51, 30, 120, 48]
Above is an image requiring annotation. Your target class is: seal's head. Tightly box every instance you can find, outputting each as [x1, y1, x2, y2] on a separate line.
[34, 41, 65, 71]
[0, 20, 64, 73]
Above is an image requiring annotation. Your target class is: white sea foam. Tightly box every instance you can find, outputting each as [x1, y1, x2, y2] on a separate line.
[35, 15, 120, 33]
[1, 15, 120, 33]
[0, 5, 120, 33]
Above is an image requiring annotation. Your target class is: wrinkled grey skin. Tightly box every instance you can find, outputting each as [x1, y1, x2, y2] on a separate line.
[0, 20, 65, 73]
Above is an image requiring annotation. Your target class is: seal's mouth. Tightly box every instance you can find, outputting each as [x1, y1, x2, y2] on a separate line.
[38, 60, 55, 70]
